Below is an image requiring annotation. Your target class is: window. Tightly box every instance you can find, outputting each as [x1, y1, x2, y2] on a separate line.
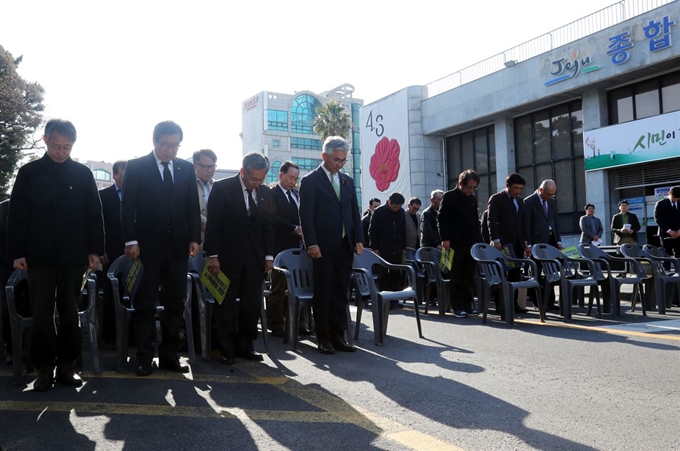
[290, 137, 322, 150]
[290, 94, 321, 135]
[93, 169, 111, 181]
[608, 70, 680, 124]
[514, 100, 584, 234]
[292, 157, 322, 170]
[267, 110, 288, 131]
[266, 160, 281, 184]
[445, 125, 496, 209]
[273, 140, 280, 147]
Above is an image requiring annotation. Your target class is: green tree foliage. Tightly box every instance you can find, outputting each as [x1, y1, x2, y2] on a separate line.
[313, 99, 352, 142]
[0, 45, 45, 199]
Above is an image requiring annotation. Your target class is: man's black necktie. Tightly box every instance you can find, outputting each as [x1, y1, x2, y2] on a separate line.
[161, 162, 173, 197]
[246, 188, 258, 217]
[286, 190, 298, 214]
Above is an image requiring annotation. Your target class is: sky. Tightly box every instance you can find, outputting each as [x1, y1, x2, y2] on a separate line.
[1, 0, 620, 170]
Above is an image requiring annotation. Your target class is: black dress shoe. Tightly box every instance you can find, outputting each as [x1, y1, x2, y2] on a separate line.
[317, 340, 335, 355]
[270, 327, 285, 337]
[547, 304, 560, 311]
[298, 327, 313, 336]
[330, 337, 356, 353]
[236, 350, 264, 362]
[33, 369, 54, 392]
[135, 365, 153, 377]
[159, 358, 190, 373]
[514, 307, 528, 314]
[55, 366, 83, 387]
[220, 356, 236, 365]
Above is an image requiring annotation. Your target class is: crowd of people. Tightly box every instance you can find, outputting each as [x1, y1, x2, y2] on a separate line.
[2, 117, 678, 393]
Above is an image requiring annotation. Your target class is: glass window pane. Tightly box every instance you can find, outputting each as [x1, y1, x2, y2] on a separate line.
[609, 86, 634, 124]
[554, 160, 573, 213]
[534, 110, 551, 163]
[474, 129, 488, 173]
[488, 127, 496, 173]
[477, 175, 490, 210]
[635, 79, 660, 119]
[574, 158, 586, 213]
[520, 170, 535, 198]
[461, 132, 474, 172]
[661, 71, 680, 113]
[446, 136, 461, 188]
[515, 115, 533, 167]
[571, 108, 584, 158]
[551, 104, 571, 160]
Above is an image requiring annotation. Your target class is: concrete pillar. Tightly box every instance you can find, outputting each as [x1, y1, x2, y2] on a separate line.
[583, 89, 612, 244]
[494, 116, 515, 192]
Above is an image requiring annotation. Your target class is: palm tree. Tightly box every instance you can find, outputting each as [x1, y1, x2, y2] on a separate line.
[313, 100, 352, 141]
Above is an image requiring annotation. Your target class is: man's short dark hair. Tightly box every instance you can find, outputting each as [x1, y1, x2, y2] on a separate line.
[280, 160, 300, 174]
[618, 200, 629, 206]
[388, 192, 405, 205]
[505, 172, 526, 186]
[193, 149, 217, 164]
[112, 160, 127, 175]
[585, 203, 595, 211]
[369, 198, 381, 207]
[153, 121, 183, 143]
[409, 197, 422, 206]
[44, 119, 77, 142]
[459, 169, 480, 186]
[670, 186, 680, 198]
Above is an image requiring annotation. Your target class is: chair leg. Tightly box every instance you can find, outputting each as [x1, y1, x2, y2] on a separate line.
[505, 286, 514, 326]
[413, 296, 423, 339]
[344, 305, 353, 347]
[354, 296, 363, 341]
[11, 322, 24, 384]
[183, 281, 196, 364]
[423, 282, 431, 315]
[534, 287, 545, 323]
[260, 297, 269, 353]
[84, 311, 101, 375]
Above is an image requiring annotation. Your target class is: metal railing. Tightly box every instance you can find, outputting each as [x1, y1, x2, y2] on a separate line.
[424, 0, 676, 98]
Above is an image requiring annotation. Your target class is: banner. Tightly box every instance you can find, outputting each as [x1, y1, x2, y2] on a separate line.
[360, 90, 411, 206]
[584, 110, 680, 171]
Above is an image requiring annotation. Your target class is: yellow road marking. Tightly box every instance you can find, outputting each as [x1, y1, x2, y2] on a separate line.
[514, 318, 680, 341]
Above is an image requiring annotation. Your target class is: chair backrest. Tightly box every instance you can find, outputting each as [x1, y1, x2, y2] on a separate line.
[107, 255, 137, 307]
[353, 249, 390, 272]
[415, 247, 446, 281]
[274, 248, 314, 296]
[531, 243, 574, 281]
[469, 243, 507, 286]
[642, 244, 669, 258]
[577, 243, 610, 261]
[188, 252, 207, 275]
[5, 269, 31, 319]
[619, 243, 645, 259]
[404, 247, 417, 262]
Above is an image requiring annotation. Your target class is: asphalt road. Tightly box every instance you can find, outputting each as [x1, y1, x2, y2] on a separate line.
[2, 298, 680, 451]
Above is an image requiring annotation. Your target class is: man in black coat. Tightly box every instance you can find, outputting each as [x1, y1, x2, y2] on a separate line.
[299, 136, 363, 355]
[420, 190, 444, 249]
[122, 121, 201, 376]
[0, 199, 14, 364]
[654, 186, 680, 257]
[361, 198, 381, 247]
[267, 160, 302, 337]
[611, 200, 641, 245]
[438, 170, 482, 318]
[369, 192, 407, 294]
[98, 160, 126, 345]
[7, 119, 105, 391]
[205, 152, 274, 364]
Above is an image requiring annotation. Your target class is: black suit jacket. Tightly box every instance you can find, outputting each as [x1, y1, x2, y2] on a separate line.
[420, 205, 441, 248]
[99, 183, 125, 261]
[7, 154, 105, 266]
[121, 152, 201, 260]
[438, 187, 482, 252]
[488, 190, 528, 255]
[611, 211, 641, 243]
[654, 198, 680, 239]
[272, 184, 301, 256]
[523, 191, 561, 246]
[299, 166, 362, 255]
[204, 175, 274, 273]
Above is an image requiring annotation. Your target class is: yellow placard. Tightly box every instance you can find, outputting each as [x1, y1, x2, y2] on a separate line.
[81, 268, 92, 292]
[200, 262, 230, 305]
[561, 245, 580, 259]
[124, 258, 143, 297]
[439, 248, 454, 272]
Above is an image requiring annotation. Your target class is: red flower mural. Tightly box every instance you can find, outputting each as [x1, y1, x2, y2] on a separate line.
[369, 137, 400, 192]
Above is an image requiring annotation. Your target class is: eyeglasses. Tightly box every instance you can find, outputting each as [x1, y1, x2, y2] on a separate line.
[246, 175, 265, 184]
[159, 142, 181, 151]
[332, 158, 347, 165]
[196, 163, 216, 171]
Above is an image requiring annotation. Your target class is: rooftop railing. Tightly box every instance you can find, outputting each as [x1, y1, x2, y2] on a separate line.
[424, 0, 676, 98]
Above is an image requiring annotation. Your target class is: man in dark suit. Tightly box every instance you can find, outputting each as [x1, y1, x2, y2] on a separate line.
[654, 186, 680, 257]
[121, 121, 201, 376]
[369, 192, 407, 294]
[420, 190, 444, 249]
[361, 198, 381, 247]
[0, 199, 13, 364]
[205, 152, 274, 364]
[8, 119, 105, 391]
[438, 170, 483, 318]
[488, 172, 530, 314]
[523, 179, 562, 311]
[268, 160, 302, 337]
[98, 160, 126, 345]
[299, 136, 363, 354]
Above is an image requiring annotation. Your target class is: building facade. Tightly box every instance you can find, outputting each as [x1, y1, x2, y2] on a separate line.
[241, 83, 364, 204]
[361, 1, 679, 246]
